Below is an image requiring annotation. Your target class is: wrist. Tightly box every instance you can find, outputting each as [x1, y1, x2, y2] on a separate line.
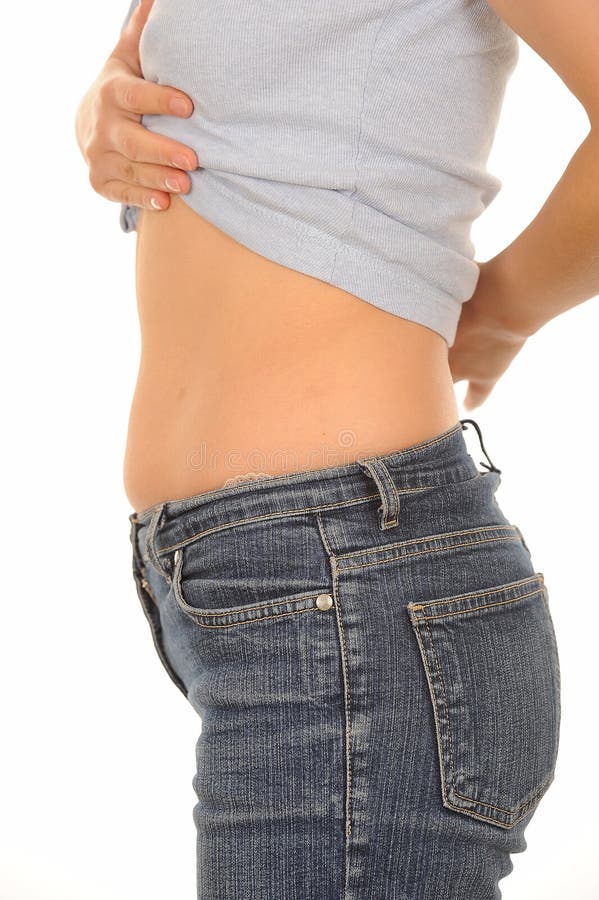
[472, 258, 544, 341]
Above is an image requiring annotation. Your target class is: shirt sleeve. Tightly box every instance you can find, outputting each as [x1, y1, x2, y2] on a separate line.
[119, 0, 142, 233]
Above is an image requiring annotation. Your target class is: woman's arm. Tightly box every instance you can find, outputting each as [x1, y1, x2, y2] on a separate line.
[477, 0, 599, 338]
[449, 0, 599, 409]
[120, 0, 139, 33]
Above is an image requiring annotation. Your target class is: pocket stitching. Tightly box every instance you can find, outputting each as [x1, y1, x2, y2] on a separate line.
[178, 603, 329, 629]
[411, 582, 545, 619]
[172, 548, 335, 628]
[152, 482, 471, 559]
[419, 613, 554, 822]
[409, 574, 557, 828]
[337, 522, 515, 561]
[338, 528, 522, 573]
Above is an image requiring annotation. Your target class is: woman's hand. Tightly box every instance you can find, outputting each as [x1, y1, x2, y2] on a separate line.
[448, 260, 530, 411]
[74, 0, 199, 213]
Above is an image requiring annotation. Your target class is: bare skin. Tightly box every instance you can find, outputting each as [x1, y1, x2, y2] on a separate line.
[76, 0, 599, 513]
[123, 192, 460, 511]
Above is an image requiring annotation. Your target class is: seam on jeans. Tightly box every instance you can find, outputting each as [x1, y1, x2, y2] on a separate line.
[154, 489, 430, 557]
[408, 573, 544, 612]
[420, 614, 554, 820]
[155, 494, 379, 555]
[133, 419, 463, 524]
[130, 422, 465, 523]
[337, 533, 522, 572]
[316, 511, 334, 557]
[171, 546, 333, 625]
[335, 524, 519, 561]
[182, 605, 324, 629]
[412, 586, 544, 621]
[410, 598, 553, 827]
[316, 511, 353, 847]
[333, 555, 354, 842]
[176, 589, 332, 619]
[360, 421, 464, 461]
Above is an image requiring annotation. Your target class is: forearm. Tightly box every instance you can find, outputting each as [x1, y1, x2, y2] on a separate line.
[121, 0, 139, 34]
[479, 127, 599, 338]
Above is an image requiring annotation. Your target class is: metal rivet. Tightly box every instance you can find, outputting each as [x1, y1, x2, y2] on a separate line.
[316, 593, 333, 611]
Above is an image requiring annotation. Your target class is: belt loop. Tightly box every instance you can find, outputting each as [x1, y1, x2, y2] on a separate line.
[356, 457, 400, 530]
[460, 419, 502, 475]
[145, 503, 172, 583]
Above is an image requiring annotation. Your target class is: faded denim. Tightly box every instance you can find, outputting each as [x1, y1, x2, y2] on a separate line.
[128, 418, 561, 899]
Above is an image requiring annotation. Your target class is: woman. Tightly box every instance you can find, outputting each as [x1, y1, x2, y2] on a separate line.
[75, 0, 596, 895]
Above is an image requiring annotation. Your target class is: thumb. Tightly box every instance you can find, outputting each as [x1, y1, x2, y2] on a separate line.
[464, 381, 490, 412]
[112, 0, 154, 74]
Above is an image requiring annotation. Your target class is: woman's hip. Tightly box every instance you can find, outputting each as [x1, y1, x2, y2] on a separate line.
[127, 417, 561, 897]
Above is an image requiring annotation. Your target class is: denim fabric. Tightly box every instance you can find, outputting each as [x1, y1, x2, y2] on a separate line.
[128, 419, 561, 899]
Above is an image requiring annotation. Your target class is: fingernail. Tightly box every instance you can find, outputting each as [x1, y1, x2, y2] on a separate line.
[150, 197, 163, 210]
[169, 97, 191, 116]
[165, 177, 181, 192]
[172, 153, 194, 170]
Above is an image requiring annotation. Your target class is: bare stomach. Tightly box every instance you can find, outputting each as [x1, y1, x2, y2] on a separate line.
[123, 192, 460, 514]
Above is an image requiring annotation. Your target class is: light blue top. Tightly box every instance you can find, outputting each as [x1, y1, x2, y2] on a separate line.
[118, 0, 519, 347]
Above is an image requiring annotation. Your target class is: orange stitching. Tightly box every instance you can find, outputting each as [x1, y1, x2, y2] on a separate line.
[153, 484, 440, 558]
[452, 772, 554, 815]
[183, 604, 325, 629]
[132, 423, 464, 523]
[412, 587, 543, 621]
[335, 524, 518, 561]
[408, 574, 543, 613]
[412, 592, 553, 823]
[331, 556, 354, 840]
[422, 616, 460, 811]
[177, 591, 326, 618]
[409, 619, 453, 811]
[172, 549, 333, 622]
[338, 534, 521, 572]
[175, 584, 327, 621]
[316, 512, 353, 840]
[155, 493, 380, 556]
[442, 793, 547, 829]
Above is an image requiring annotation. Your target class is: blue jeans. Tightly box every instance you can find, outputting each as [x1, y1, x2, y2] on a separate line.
[128, 419, 561, 899]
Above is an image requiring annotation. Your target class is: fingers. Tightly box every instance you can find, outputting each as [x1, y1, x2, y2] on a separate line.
[98, 149, 192, 200]
[89, 144, 195, 211]
[109, 120, 198, 170]
[100, 178, 172, 212]
[114, 74, 194, 119]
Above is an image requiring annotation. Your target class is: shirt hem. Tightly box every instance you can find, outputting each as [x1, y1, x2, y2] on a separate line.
[120, 171, 470, 346]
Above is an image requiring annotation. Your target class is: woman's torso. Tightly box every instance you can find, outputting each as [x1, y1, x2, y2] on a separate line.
[123, 194, 459, 514]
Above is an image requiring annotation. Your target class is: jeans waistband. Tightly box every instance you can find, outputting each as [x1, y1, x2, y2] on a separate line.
[129, 418, 500, 575]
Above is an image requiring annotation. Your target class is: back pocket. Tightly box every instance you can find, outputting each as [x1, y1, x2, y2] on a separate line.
[406, 572, 561, 829]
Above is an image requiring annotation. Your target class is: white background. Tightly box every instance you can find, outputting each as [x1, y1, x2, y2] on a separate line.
[1, 2, 597, 897]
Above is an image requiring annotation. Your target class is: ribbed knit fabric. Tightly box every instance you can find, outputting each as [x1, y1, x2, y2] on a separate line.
[118, 0, 519, 347]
